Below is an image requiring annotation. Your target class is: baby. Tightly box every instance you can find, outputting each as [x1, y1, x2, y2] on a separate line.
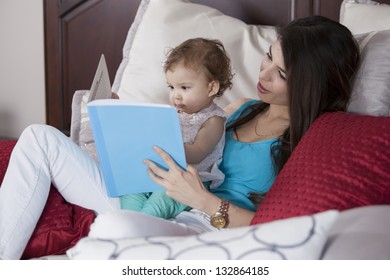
[120, 38, 233, 219]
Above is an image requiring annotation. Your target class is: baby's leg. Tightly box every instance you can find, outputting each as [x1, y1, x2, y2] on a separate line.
[140, 190, 190, 219]
[120, 192, 151, 211]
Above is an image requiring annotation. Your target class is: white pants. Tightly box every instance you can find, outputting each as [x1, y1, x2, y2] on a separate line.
[0, 125, 210, 260]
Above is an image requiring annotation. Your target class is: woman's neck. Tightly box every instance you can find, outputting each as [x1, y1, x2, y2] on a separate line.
[232, 103, 289, 143]
[264, 104, 290, 123]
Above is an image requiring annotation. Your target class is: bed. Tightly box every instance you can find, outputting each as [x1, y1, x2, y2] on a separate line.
[1, 0, 389, 260]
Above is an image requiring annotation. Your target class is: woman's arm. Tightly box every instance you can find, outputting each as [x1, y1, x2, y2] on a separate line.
[184, 116, 225, 164]
[144, 146, 255, 228]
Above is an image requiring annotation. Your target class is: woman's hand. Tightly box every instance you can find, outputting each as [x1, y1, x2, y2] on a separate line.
[145, 146, 256, 228]
[144, 146, 217, 211]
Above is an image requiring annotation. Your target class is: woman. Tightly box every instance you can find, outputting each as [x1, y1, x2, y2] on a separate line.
[0, 16, 360, 259]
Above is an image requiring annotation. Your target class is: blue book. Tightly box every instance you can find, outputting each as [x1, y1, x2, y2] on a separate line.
[87, 99, 186, 197]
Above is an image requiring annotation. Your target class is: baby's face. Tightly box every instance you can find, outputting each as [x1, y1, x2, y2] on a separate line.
[166, 63, 216, 114]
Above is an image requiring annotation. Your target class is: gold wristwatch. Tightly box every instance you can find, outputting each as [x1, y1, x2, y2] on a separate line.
[210, 200, 229, 228]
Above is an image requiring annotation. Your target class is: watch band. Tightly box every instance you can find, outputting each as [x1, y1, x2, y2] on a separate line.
[210, 200, 229, 228]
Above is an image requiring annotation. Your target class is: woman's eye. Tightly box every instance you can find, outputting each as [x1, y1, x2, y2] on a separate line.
[266, 52, 272, 61]
[278, 70, 286, 80]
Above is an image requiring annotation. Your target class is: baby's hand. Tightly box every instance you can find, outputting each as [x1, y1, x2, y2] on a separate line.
[111, 92, 119, 99]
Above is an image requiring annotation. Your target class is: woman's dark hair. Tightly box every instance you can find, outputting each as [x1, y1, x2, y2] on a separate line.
[164, 38, 233, 97]
[279, 15, 360, 152]
[227, 16, 360, 205]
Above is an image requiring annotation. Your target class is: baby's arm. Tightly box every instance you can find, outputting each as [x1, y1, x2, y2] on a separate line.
[224, 98, 252, 116]
[184, 116, 225, 164]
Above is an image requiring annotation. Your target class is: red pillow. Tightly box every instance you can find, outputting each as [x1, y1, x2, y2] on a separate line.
[0, 140, 96, 259]
[0, 140, 15, 178]
[251, 112, 390, 225]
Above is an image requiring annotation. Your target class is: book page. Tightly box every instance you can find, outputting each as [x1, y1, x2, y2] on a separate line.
[88, 55, 113, 102]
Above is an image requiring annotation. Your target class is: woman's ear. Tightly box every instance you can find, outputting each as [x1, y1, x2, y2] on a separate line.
[208, 80, 220, 97]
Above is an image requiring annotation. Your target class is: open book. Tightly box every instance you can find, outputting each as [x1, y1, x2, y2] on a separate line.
[87, 56, 186, 197]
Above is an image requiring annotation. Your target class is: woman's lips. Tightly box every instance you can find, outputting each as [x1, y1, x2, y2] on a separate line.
[257, 81, 269, 94]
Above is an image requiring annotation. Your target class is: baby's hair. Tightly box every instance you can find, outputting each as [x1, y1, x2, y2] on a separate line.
[164, 38, 234, 97]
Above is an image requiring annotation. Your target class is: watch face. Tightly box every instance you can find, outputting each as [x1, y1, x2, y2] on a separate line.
[211, 215, 226, 229]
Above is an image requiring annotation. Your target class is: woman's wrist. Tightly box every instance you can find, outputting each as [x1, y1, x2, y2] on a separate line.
[194, 190, 255, 228]
[194, 189, 221, 216]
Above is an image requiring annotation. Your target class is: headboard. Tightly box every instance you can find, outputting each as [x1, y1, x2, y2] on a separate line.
[44, 0, 390, 134]
[191, 0, 390, 25]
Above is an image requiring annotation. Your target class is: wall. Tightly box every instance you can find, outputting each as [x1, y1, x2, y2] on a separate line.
[0, 0, 45, 139]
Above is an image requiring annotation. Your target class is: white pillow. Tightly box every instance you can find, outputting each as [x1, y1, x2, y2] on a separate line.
[348, 29, 390, 116]
[112, 0, 277, 108]
[67, 210, 339, 260]
[340, 0, 390, 34]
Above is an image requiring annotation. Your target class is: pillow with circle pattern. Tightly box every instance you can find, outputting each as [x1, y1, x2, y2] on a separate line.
[67, 210, 339, 260]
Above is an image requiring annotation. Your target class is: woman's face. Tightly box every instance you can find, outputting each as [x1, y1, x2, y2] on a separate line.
[257, 40, 288, 106]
